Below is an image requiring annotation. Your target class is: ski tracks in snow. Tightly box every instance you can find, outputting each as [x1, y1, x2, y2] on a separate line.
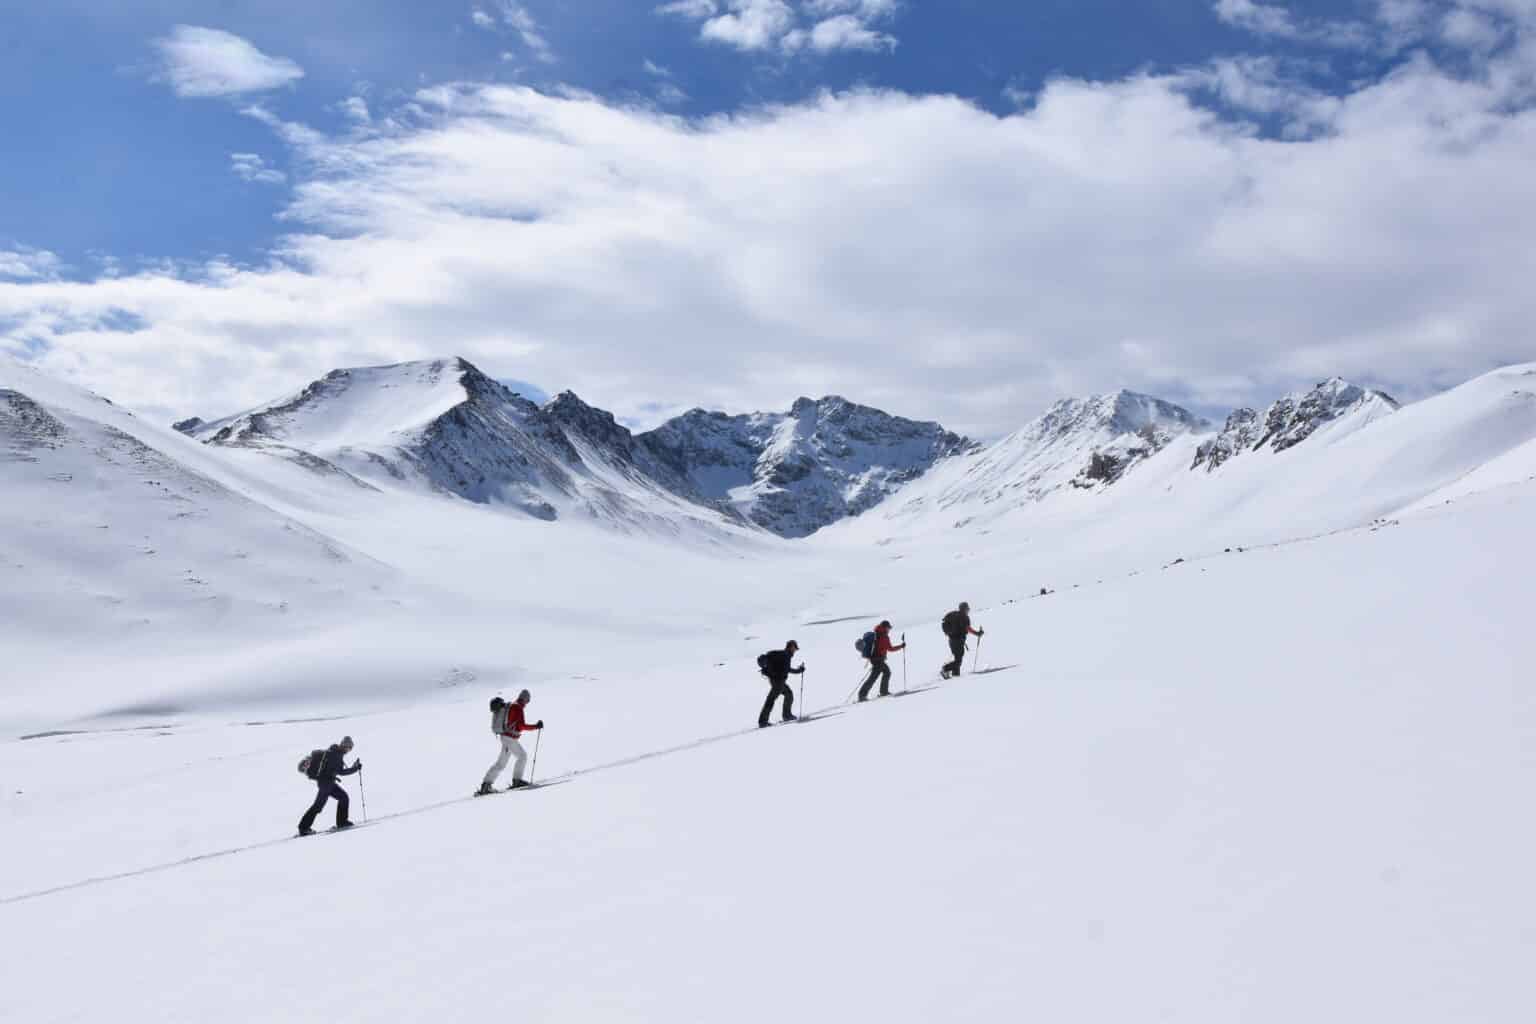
[0, 669, 1021, 907]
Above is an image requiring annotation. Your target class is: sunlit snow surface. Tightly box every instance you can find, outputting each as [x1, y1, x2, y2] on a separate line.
[3, 360, 1536, 1022]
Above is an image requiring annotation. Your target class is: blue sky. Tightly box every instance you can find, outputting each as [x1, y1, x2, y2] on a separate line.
[2, 1, 1388, 271]
[1, 1, 1533, 434]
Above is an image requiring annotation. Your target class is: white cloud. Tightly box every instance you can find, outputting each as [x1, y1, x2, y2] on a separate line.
[152, 26, 304, 98]
[0, 247, 61, 281]
[230, 153, 287, 185]
[801, 13, 896, 52]
[472, 2, 556, 62]
[1442, 7, 1507, 48]
[804, 0, 897, 17]
[664, 0, 897, 54]
[700, 0, 796, 51]
[7, 48, 1536, 435]
[655, 0, 718, 18]
[1215, 0, 1302, 37]
[643, 59, 673, 77]
[1213, 0, 1374, 48]
[338, 96, 371, 123]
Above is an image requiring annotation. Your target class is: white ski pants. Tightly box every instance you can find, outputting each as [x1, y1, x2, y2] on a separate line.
[484, 735, 528, 786]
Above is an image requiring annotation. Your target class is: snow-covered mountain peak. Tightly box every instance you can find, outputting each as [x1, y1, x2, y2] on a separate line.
[638, 396, 973, 537]
[1030, 389, 1210, 443]
[1193, 377, 1400, 472]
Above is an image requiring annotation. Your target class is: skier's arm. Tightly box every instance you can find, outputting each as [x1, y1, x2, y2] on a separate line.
[792, 665, 805, 675]
[968, 626, 984, 636]
[338, 760, 361, 776]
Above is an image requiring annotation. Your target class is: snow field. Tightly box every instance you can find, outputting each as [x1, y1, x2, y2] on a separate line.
[5, 481, 1535, 1022]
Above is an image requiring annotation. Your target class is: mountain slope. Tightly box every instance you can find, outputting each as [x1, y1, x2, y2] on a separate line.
[189, 357, 754, 537]
[0, 359, 401, 719]
[638, 395, 975, 537]
[1193, 377, 1400, 471]
[6, 475, 1534, 1023]
[864, 389, 1207, 526]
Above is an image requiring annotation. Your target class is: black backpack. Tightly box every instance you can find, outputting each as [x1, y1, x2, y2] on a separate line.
[757, 652, 772, 677]
[297, 748, 327, 780]
[941, 611, 961, 637]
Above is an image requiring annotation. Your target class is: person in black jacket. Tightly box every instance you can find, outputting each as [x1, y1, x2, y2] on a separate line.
[941, 602, 984, 678]
[298, 736, 362, 836]
[758, 641, 805, 728]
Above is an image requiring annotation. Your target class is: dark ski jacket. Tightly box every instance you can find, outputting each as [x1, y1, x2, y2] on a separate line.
[945, 611, 981, 638]
[315, 745, 361, 783]
[760, 649, 805, 683]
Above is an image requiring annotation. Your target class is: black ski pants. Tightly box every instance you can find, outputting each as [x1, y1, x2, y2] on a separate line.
[859, 657, 892, 699]
[760, 678, 794, 726]
[943, 635, 967, 676]
[299, 779, 350, 831]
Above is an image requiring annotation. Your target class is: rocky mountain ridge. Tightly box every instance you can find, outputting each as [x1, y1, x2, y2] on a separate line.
[1192, 378, 1400, 472]
[171, 357, 1407, 538]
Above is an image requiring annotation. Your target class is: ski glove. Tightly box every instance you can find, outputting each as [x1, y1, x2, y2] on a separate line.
[536, 720, 544, 728]
[353, 760, 363, 769]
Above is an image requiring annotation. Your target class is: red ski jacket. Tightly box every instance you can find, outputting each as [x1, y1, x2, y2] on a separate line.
[502, 703, 542, 738]
[874, 628, 905, 658]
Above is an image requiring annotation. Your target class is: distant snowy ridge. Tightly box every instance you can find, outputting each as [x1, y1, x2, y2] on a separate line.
[185, 357, 752, 536]
[638, 396, 976, 538]
[867, 389, 1209, 523]
[183, 358, 975, 538]
[1193, 377, 1400, 472]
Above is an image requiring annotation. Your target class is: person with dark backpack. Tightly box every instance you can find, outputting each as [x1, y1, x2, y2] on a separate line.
[297, 736, 361, 836]
[857, 620, 906, 701]
[756, 640, 805, 728]
[478, 690, 544, 794]
[941, 602, 984, 678]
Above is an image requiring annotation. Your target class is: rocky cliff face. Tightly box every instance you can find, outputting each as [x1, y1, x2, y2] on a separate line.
[1193, 379, 1400, 471]
[638, 396, 976, 537]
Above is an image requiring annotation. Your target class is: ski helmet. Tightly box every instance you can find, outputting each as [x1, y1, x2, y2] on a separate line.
[959, 601, 970, 612]
[516, 689, 532, 703]
[340, 736, 354, 751]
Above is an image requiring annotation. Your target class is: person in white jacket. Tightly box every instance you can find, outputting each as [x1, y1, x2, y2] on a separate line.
[478, 690, 544, 794]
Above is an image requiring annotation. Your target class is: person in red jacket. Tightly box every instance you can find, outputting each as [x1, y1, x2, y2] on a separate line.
[858, 620, 906, 701]
[478, 690, 544, 794]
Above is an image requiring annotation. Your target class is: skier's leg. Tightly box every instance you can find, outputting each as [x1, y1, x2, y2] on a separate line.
[484, 737, 513, 787]
[298, 784, 329, 832]
[877, 662, 893, 696]
[858, 663, 879, 700]
[759, 685, 778, 727]
[780, 681, 795, 720]
[332, 782, 351, 827]
[508, 737, 529, 782]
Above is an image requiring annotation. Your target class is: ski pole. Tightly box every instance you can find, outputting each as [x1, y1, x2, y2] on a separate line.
[798, 670, 805, 718]
[844, 677, 863, 704]
[358, 766, 368, 823]
[531, 728, 543, 785]
[973, 633, 984, 673]
[902, 632, 908, 694]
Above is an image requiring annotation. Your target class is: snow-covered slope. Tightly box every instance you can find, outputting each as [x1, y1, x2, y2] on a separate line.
[867, 389, 1207, 526]
[5, 475, 1533, 1024]
[188, 357, 754, 537]
[638, 395, 975, 537]
[0, 359, 408, 721]
[1193, 376, 1400, 471]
